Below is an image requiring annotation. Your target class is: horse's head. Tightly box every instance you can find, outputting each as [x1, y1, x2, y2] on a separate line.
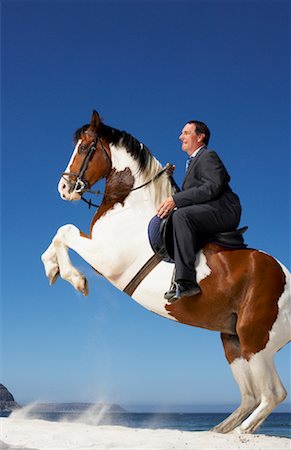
[58, 111, 111, 201]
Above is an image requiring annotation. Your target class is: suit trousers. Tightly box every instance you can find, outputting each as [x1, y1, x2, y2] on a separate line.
[172, 203, 241, 282]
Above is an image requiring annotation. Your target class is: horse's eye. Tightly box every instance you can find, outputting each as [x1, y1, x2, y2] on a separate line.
[79, 144, 86, 153]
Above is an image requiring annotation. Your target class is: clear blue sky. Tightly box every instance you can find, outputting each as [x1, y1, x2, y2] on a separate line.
[1, 0, 290, 411]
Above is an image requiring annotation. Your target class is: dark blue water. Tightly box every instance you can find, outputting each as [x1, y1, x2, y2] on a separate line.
[12, 412, 290, 438]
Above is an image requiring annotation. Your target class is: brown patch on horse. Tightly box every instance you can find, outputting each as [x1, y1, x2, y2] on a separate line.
[80, 230, 90, 239]
[166, 244, 285, 358]
[69, 133, 112, 189]
[221, 333, 241, 364]
[90, 167, 134, 233]
[235, 251, 285, 360]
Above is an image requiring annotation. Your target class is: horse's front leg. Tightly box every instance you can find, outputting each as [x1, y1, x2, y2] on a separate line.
[41, 242, 60, 286]
[42, 224, 90, 296]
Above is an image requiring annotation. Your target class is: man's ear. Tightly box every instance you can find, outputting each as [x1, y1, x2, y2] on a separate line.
[197, 133, 205, 143]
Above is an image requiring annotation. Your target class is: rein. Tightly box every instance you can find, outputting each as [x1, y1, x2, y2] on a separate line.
[81, 163, 178, 209]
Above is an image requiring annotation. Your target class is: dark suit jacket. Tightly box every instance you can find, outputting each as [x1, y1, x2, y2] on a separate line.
[173, 147, 241, 217]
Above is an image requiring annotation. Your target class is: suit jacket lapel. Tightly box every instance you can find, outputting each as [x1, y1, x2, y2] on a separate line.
[182, 146, 207, 188]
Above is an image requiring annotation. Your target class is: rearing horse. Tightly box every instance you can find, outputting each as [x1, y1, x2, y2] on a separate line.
[42, 111, 290, 434]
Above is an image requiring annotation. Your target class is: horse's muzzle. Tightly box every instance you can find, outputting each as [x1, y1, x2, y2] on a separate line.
[58, 176, 82, 201]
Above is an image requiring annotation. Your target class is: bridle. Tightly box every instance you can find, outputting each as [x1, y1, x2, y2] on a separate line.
[61, 131, 112, 195]
[62, 131, 179, 209]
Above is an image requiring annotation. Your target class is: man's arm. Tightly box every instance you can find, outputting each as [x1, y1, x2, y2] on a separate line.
[173, 151, 230, 207]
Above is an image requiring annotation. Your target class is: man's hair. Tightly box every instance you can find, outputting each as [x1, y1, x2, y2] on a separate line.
[188, 120, 210, 146]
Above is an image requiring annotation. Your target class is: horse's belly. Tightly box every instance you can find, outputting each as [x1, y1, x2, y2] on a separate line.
[131, 261, 177, 320]
[130, 250, 214, 322]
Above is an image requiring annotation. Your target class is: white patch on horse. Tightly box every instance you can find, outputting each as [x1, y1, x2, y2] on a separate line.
[195, 250, 211, 283]
[252, 257, 291, 350]
[264, 262, 291, 351]
[57, 140, 81, 197]
[110, 144, 139, 179]
[64, 140, 81, 173]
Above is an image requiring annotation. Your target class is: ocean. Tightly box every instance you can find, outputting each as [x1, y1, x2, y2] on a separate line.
[7, 411, 291, 438]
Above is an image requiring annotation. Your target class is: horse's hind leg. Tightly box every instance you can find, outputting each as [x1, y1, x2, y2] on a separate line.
[233, 267, 290, 434]
[212, 334, 260, 433]
[234, 350, 287, 434]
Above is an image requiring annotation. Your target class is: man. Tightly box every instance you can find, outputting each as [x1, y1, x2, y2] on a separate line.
[157, 120, 241, 302]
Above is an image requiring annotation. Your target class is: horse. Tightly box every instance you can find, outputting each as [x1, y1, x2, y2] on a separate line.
[41, 110, 290, 434]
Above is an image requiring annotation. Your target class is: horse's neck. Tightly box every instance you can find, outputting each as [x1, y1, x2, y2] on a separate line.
[109, 142, 170, 208]
[110, 143, 151, 189]
[90, 144, 157, 229]
[89, 143, 172, 285]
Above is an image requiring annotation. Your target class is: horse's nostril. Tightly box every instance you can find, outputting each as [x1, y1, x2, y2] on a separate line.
[62, 184, 66, 190]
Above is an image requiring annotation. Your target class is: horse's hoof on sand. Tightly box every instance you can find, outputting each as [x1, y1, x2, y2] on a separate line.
[231, 426, 245, 435]
[211, 426, 227, 434]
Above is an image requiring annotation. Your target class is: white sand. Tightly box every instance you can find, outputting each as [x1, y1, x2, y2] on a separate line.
[0, 418, 290, 450]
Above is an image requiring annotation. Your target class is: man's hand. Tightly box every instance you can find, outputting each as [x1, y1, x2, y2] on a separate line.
[165, 163, 176, 177]
[157, 196, 176, 219]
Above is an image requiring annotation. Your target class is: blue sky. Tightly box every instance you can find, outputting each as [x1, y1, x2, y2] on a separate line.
[1, 0, 290, 411]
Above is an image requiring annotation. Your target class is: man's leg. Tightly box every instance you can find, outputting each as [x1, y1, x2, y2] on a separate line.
[172, 207, 198, 283]
[165, 204, 230, 301]
[164, 207, 201, 300]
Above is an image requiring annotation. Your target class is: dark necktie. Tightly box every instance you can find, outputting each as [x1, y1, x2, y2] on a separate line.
[185, 156, 193, 171]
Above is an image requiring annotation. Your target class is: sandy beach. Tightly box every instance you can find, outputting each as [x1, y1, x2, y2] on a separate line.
[1, 417, 290, 450]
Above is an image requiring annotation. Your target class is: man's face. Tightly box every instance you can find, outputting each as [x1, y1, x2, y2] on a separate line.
[179, 123, 204, 155]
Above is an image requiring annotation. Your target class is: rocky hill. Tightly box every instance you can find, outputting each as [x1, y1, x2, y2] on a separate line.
[27, 402, 126, 413]
[0, 384, 126, 415]
[0, 384, 20, 411]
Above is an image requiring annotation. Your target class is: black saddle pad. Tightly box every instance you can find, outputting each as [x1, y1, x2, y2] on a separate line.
[148, 213, 248, 263]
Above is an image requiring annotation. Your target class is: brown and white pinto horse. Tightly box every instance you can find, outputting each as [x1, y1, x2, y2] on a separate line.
[42, 111, 290, 434]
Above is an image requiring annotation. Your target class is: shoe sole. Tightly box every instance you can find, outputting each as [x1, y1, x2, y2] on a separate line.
[168, 288, 201, 303]
[164, 292, 176, 300]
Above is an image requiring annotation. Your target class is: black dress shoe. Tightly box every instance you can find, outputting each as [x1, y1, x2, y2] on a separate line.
[164, 284, 177, 300]
[167, 281, 201, 303]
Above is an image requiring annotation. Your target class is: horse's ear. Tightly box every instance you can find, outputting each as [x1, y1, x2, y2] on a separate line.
[90, 110, 102, 132]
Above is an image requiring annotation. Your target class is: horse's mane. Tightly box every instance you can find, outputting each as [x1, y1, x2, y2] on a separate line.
[74, 124, 153, 172]
[74, 124, 173, 205]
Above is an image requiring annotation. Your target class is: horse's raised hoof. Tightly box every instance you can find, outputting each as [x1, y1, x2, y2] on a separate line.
[76, 276, 88, 296]
[48, 267, 60, 285]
